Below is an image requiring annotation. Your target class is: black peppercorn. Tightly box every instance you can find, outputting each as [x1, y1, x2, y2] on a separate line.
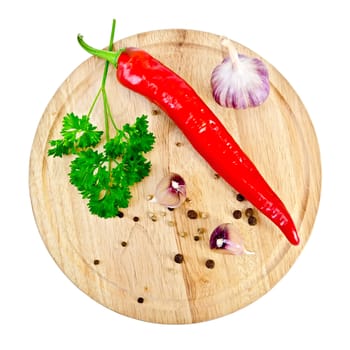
[245, 208, 254, 217]
[233, 210, 242, 219]
[174, 253, 184, 264]
[205, 259, 215, 269]
[137, 297, 144, 304]
[236, 193, 245, 202]
[248, 216, 257, 226]
[187, 210, 198, 219]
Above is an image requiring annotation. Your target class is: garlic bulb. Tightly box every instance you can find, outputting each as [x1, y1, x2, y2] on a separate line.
[211, 38, 270, 109]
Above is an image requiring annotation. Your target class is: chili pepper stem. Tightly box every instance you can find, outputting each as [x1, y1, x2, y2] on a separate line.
[77, 33, 125, 67]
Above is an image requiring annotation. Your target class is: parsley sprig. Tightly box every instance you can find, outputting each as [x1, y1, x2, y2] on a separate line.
[48, 113, 103, 157]
[48, 20, 155, 218]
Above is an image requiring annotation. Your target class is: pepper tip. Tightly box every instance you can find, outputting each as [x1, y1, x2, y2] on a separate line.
[291, 230, 300, 246]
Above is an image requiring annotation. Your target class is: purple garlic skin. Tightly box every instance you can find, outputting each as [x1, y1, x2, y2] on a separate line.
[209, 223, 254, 256]
[211, 39, 270, 109]
[154, 173, 186, 209]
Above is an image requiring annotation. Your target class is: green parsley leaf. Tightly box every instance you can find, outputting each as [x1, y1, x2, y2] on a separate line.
[47, 23, 155, 219]
[51, 114, 155, 218]
[48, 113, 103, 157]
[69, 149, 107, 198]
[87, 185, 131, 218]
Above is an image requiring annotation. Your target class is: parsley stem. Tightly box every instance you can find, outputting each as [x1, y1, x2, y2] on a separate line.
[100, 19, 116, 142]
[87, 87, 102, 117]
[108, 108, 119, 131]
[85, 20, 116, 129]
[101, 19, 116, 87]
[102, 88, 111, 141]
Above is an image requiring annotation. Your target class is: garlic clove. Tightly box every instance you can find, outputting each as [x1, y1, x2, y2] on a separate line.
[211, 38, 270, 109]
[209, 223, 254, 255]
[154, 173, 186, 208]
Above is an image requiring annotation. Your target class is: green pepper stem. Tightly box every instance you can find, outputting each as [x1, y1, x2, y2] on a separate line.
[77, 33, 125, 66]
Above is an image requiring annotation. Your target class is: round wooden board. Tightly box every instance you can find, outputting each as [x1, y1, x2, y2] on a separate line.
[29, 29, 321, 324]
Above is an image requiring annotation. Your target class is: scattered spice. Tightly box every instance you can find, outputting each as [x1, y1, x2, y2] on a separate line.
[205, 259, 215, 269]
[214, 173, 220, 179]
[146, 194, 154, 201]
[194, 235, 200, 241]
[199, 211, 209, 219]
[167, 207, 175, 211]
[151, 109, 160, 115]
[137, 297, 144, 304]
[245, 208, 254, 217]
[175, 141, 183, 147]
[178, 231, 188, 238]
[147, 211, 157, 221]
[121, 241, 128, 247]
[187, 209, 198, 219]
[197, 227, 206, 235]
[236, 193, 245, 202]
[133, 216, 140, 222]
[93, 259, 100, 265]
[233, 209, 242, 219]
[174, 253, 184, 264]
[248, 216, 257, 226]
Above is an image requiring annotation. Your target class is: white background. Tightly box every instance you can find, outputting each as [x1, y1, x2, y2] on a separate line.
[1, 0, 349, 349]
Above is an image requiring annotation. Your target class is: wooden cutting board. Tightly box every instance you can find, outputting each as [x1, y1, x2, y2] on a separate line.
[29, 29, 321, 324]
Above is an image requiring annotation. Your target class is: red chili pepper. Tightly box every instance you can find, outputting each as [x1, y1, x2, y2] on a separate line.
[78, 35, 300, 245]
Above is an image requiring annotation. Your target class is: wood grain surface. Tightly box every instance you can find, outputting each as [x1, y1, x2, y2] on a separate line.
[29, 29, 321, 324]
